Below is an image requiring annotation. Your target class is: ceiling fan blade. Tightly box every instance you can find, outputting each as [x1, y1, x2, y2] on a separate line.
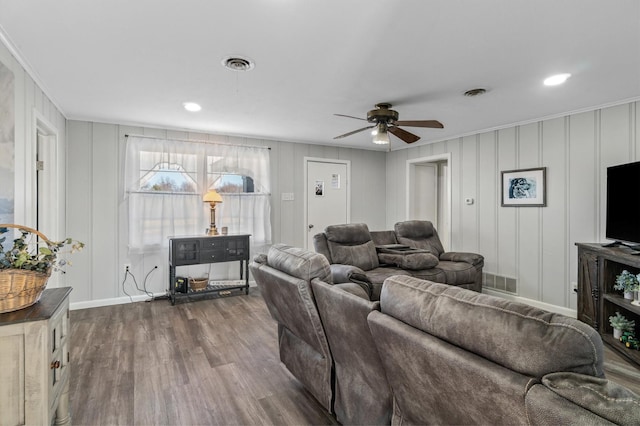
[388, 126, 421, 144]
[394, 120, 444, 129]
[334, 113, 367, 121]
[333, 125, 375, 139]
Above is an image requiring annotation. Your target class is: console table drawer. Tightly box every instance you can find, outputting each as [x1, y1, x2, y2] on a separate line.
[200, 249, 226, 263]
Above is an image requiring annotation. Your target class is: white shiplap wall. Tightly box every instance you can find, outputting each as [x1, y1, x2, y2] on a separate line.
[65, 121, 387, 306]
[0, 40, 70, 285]
[386, 101, 640, 310]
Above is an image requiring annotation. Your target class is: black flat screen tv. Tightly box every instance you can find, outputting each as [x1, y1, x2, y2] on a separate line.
[606, 161, 640, 246]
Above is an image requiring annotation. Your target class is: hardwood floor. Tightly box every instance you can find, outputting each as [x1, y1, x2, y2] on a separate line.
[70, 288, 640, 425]
[69, 289, 337, 426]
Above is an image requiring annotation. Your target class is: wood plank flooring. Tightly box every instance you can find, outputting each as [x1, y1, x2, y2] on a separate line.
[70, 288, 640, 425]
[69, 289, 337, 426]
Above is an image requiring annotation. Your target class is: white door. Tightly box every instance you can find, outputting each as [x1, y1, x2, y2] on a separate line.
[305, 160, 349, 250]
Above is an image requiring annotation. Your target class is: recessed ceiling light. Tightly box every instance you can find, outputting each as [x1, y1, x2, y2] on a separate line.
[544, 73, 571, 86]
[222, 56, 255, 72]
[183, 102, 201, 112]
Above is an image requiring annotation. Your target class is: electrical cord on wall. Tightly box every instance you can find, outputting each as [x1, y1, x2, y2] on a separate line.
[142, 266, 158, 301]
[121, 272, 133, 303]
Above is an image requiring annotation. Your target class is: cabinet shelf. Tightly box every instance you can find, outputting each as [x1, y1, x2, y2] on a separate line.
[602, 293, 640, 316]
[576, 243, 640, 368]
[602, 333, 640, 366]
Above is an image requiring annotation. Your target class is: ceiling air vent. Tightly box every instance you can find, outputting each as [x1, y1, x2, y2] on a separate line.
[222, 56, 255, 72]
[464, 88, 487, 97]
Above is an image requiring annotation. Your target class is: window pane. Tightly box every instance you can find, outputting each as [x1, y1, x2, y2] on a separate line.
[139, 160, 198, 193]
[210, 173, 254, 193]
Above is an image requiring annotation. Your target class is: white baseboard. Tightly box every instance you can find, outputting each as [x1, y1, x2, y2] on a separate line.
[483, 288, 577, 318]
[70, 281, 258, 310]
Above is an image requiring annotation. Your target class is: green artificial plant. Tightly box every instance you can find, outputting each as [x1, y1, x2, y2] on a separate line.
[609, 311, 636, 332]
[0, 226, 84, 274]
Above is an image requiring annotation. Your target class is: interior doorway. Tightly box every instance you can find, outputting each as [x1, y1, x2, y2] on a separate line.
[406, 154, 451, 250]
[34, 113, 60, 286]
[304, 158, 350, 251]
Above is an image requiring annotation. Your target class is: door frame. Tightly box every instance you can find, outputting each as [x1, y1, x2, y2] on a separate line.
[406, 153, 451, 249]
[303, 157, 351, 250]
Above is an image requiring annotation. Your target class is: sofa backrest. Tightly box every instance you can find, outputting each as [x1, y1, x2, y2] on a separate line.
[367, 275, 606, 425]
[379, 275, 604, 378]
[311, 280, 391, 425]
[249, 244, 333, 411]
[322, 223, 379, 271]
[394, 220, 445, 256]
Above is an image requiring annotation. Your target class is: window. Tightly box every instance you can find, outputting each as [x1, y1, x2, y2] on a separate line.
[125, 136, 271, 253]
[139, 161, 198, 193]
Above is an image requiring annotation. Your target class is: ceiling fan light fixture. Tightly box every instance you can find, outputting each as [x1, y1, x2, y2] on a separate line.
[372, 123, 389, 144]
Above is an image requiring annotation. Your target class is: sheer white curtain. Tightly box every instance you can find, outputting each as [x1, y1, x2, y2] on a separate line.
[124, 136, 271, 254]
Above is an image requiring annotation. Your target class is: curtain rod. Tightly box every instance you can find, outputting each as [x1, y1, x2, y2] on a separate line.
[125, 133, 271, 150]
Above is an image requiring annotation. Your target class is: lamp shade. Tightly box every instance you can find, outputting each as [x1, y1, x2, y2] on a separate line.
[203, 190, 223, 203]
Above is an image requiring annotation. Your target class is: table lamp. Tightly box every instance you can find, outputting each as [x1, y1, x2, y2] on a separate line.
[203, 190, 223, 235]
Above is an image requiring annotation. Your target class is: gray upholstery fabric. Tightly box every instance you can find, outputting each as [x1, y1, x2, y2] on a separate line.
[249, 245, 334, 413]
[368, 310, 535, 425]
[525, 383, 618, 425]
[394, 220, 445, 256]
[370, 230, 398, 246]
[535, 372, 640, 425]
[325, 223, 380, 271]
[266, 243, 332, 284]
[377, 250, 439, 270]
[312, 280, 392, 425]
[394, 220, 485, 292]
[379, 275, 604, 378]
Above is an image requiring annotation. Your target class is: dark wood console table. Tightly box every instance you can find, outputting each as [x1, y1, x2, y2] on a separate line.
[168, 234, 251, 305]
[576, 243, 640, 367]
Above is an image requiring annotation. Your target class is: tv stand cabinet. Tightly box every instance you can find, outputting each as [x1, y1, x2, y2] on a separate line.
[576, 243, 640, 367]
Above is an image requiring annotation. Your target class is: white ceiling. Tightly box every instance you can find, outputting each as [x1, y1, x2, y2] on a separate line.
[1, 0, 639, 151]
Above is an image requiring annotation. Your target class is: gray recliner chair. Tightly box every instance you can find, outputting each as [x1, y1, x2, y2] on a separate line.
[311, 279, 392, 425]
[249, 244, 334, 413]
[393, 220, 484, 292]
[313, 223, 411, 300]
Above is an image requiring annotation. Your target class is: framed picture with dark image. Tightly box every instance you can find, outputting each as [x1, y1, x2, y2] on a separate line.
[501, 167, 546, 207]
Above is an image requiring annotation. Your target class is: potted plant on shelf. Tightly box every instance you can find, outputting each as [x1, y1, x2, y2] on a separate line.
[614, 270, 639, 300]
[609, 311, 636, 339]
[0, 224, 84, 313]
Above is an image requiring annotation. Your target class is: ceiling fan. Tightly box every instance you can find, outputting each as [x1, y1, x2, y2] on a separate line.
[333, 103, 444, 144]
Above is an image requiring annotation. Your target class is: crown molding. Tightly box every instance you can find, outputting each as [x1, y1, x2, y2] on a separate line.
[0, 23, 67, 118]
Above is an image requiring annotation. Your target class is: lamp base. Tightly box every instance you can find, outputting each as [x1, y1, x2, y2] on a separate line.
[207, 226, 219, 236]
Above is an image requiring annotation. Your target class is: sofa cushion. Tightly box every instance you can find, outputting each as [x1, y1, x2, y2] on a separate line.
[380, 275, 604, 379]
[435, 260, 478, 284]
[394, 220, 445, 256]
[267, 244, 332, 284]
[325, 223, 379, 270]
[538, 372, 640, 426]
[377, 250, 439, 270]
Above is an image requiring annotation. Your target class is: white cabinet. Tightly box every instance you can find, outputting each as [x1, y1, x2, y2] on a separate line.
[0, 287, 72, 426]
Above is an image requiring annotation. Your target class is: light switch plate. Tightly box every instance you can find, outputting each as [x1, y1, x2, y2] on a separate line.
[281, 192, 294, 201]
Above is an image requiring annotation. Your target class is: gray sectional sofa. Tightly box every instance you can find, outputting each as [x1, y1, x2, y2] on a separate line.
[313, 220, 483, 300]
[251, 244, 640, 426]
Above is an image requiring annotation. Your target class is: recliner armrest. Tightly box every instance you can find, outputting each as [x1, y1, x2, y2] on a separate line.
[440, 251, 484, 266]
[330, 264, 373, 298]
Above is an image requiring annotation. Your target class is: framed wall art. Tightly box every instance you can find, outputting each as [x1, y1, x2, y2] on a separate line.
[501, 167, 546, 207]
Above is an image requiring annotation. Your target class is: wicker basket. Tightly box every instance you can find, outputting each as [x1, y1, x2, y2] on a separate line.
[0, 224, 52, 313]
[189, 276, 209, 292]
